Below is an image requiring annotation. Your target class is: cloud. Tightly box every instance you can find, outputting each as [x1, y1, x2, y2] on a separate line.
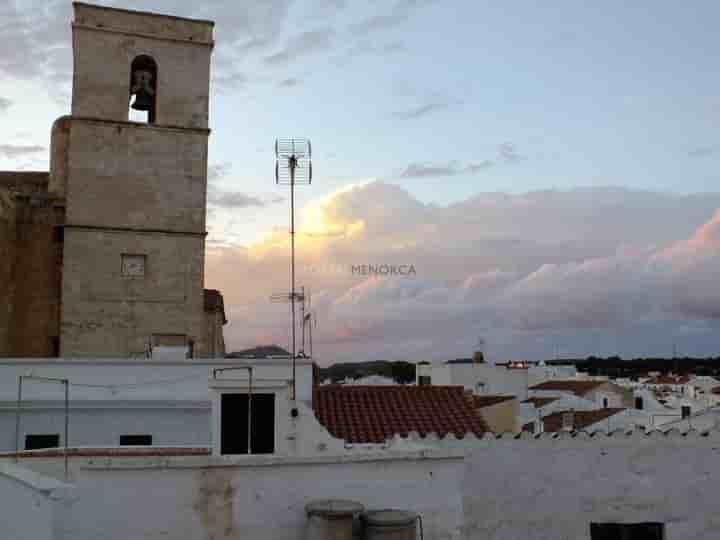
[347, 0, 436, 36]
[390, 102, 454, 120]
[264, 28, 335, 65]
[278, 78, 301, 88]
[498, 142, 523, 163]
[0, 0, 295, 92]
[209, 191, 284, 209]
[0, 98, 11, 112]
[208, 163, 232, 183]
[339, 40, 405, 60]
[688, 145, 720, 158]
[398, 161, 493, 178]
[205, 181, 720, 363]
[0, 145, 45, 159]
[348, 13, 407, 36]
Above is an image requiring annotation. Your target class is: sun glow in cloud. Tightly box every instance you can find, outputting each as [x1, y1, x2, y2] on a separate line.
[205, 182, 720, 364]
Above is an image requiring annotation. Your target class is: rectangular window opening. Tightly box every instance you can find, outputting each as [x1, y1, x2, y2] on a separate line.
[590, 522, 665, 540]
[25, 434, 60, 450]
[221, 393, 275, 455]
[119, 434, 153, 446]
[52, 226, 64, 243]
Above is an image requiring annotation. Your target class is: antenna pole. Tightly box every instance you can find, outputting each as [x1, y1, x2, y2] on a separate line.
[289, 155, 297, 400]
[274, 139, 312, 401]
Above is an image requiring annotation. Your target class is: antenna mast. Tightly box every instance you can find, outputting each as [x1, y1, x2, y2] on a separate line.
[274, 139, 312, 400]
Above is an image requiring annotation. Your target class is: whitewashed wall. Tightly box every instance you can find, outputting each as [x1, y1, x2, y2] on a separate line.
[0, 358, 314, 452]
[0, 462, 73, 540]
[56, 451, 464, 540]
[462, 431, 720, 540]
[0, 403, 211, 451]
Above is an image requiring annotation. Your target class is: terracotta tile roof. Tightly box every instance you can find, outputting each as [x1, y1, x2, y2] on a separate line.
[203, 289, 227, 324]
[522, 397, 559, 408]
[529, 380, 606, 396]
[648, 375, 690, 385]
[0, 447, 210, 459]
[541, 408, 625, 432]
[711, 386, 720, 395]
[314, 385, 488, 443]
[471, 395, 515, 408]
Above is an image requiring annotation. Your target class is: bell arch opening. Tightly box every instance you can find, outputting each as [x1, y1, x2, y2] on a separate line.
[129, 55, 157, 123]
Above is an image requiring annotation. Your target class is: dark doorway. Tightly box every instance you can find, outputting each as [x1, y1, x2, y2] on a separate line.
[590, 522, 664, 540]
[221, 393, 275, 455]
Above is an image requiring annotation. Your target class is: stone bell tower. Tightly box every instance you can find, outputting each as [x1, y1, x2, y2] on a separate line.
[53, 3, 219, 357]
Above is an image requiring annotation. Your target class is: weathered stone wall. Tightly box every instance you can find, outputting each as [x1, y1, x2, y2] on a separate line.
[0, 174, 64, 358]
[48, 116, 71, 197]
[64, 119, 208, 233]
[72, 3, 213, 128]
[60, 7, 213, 357]
[10, 196, 64, 357]
[0, 189, 18, 356]
[204, 309, 225, 357]
[61, 228, 206, 357]
[462, 432, 720, 540]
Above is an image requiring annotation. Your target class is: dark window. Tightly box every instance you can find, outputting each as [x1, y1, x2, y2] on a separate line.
[590, 522, 664, 540]
[119, 434, 152, 446]
[49, 336, 60, 358]
[221, 393, 275, 455]
[681, 405, 691, 419]
[25, 434, 60, 450]
[635, 396, 644, 410]
[603, 398, 609, 408]
[53, 226, 64, 243]
[418, 375, 431, 386]
[129, 55, 157, 123]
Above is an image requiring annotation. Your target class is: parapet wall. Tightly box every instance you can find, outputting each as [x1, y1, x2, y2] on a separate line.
[460, 429, 720, 540]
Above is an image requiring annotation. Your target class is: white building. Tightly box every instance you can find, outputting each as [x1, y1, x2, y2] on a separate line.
[0, 356, 318, 454]
[417, 360, 578, 399]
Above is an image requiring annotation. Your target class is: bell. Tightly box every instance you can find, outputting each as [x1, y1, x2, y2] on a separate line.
[131, 88, 154, 111]
[130, 69, 155, 112]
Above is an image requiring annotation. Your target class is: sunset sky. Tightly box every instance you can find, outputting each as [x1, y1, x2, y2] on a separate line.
[2, 1, 720, 363]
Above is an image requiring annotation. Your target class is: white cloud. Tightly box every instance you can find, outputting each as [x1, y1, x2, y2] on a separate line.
[205, 181, 720, 363]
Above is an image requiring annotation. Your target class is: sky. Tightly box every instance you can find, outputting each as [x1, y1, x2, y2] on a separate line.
[2, 1, 720, 364]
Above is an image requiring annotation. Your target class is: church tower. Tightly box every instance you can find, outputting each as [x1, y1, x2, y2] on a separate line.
[53, 3, 220, 357]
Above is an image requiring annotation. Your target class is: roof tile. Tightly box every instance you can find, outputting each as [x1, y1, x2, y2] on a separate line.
[314, 385, 488, 443]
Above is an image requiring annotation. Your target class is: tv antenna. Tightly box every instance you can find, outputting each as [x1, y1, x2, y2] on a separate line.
[300, 287, 317, 359]
[274, 138, 312, 400]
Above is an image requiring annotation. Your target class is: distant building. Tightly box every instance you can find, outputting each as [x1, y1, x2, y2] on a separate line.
[471, 395, 518, 433]
[528, 380, 632, 409]
[536, 408, 626, 433]
[417, 359, 578, 399]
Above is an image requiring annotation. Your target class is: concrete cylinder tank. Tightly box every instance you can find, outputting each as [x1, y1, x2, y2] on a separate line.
[305, 499, 365, 540]
[361, 510, 418, 540]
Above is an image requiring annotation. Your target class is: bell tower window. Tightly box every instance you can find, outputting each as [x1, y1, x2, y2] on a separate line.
[129, 55, 157, 123]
